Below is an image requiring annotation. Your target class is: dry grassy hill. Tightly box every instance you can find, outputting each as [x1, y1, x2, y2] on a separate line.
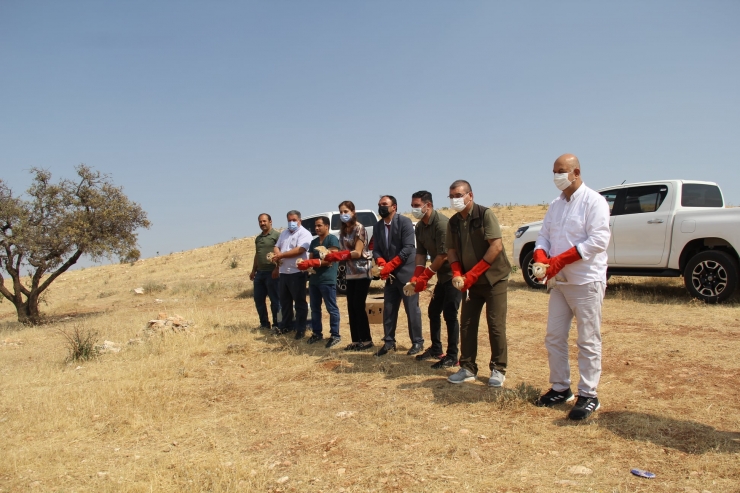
[1, 205, 739, 492]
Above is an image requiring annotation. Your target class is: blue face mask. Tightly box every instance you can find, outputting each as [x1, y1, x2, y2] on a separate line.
[340, 213, 352, 223]
[288, 221, 298, 232]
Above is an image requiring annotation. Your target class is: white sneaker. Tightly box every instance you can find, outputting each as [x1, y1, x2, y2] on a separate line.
[488, 369, 505, 388]
[447, 368, 476, 384]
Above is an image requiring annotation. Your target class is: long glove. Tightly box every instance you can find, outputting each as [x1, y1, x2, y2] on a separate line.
[380, 256, 403, 280]
[414, 267, 436, 293]
[532, 249, 550, 279]
[533, 249, 549, 264]
[324, 250, 352, 262]
[410, 265, 425, 283]
[451, 261, 465, 290]
[296, 259, 321, 271]
[461, 259, 491, 291]
[545, 246, 581, 279]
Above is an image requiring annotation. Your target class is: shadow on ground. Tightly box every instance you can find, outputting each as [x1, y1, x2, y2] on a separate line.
[396, 377, 541, 407]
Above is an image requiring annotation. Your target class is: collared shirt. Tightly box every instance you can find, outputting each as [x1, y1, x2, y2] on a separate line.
[534, 183, 611, 285]
[254, 228, 280, 271]
[415, 210, 452, 284]
[275, 226, 312, 274]
[384, 217, 392, 245]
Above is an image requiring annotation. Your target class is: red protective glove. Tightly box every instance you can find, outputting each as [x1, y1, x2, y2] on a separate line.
[375, 257, 387, 268]
[380, 256, 403, 280]
[461, 259, 491, 291]
[414, 267, 436, 293]
[450, 261, 463, 279]
[324, 250, 352, 262]
[297, 259, 322, 271]
[533, 249, 549, 264]
[410, 265, 425, 283]
[546, 246, 581, 279]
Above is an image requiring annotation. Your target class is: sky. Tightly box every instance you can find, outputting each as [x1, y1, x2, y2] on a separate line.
[1, 1, 739, 266]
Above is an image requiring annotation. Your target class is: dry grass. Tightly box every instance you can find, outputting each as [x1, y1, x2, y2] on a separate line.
[1, 207, 739, 492]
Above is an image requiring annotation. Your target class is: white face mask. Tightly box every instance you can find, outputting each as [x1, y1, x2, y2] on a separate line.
[411, 206, 426, 219]
[450, 195, 468, 212]
[553, 172, 573, 191]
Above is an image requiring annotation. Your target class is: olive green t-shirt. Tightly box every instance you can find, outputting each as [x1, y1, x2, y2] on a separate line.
[445, 204, 511, 285]
[254, 229, 280, 271]
[414, 210, 452, 284]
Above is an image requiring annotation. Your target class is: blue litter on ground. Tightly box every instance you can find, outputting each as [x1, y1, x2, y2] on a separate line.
[631, 468, 656, 479]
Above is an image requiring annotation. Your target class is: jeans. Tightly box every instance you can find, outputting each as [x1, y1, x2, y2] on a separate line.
[427, 279, 461, 359]
[346, 278, 372, 342]
[279, 272, 308, 333]
[546, 282, 605, 398]
[253, 270, 280, 327]
[459, 279, 508, 375]
[309, 283, 340, 338]
[383, 278, 423, 345]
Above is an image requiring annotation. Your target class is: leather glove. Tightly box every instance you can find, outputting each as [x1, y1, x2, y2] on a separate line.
[546, 246, 581, 279]
[413, 267, 436, 293]
[324, 250, 352, 262]
[461, 259, 491, 291]
[451, 261, 465, 290]
[380, 256, 403, 280]
[296, 259, 321, 271]
[410, 265, 425, 283]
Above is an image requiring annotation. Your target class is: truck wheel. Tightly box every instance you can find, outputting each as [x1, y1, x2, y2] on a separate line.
[522, 250, 546, 290]
[683, 250, 738, 303]
[336, 263, 348, 295]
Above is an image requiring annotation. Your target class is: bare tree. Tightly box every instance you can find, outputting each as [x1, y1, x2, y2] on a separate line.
[0, 165, 150, 324]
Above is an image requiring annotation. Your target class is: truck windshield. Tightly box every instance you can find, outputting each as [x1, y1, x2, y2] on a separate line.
[681, 184, 723, 207]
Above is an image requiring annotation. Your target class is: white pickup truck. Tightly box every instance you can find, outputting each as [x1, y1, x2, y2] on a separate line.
[513, 180, 740, 303]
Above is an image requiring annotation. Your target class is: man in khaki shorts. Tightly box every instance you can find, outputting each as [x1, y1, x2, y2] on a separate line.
[444, 180, 510, 387]
[533, 154, 611, 420]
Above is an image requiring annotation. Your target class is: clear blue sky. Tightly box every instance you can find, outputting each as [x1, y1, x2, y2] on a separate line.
[2, 1, 739, 264]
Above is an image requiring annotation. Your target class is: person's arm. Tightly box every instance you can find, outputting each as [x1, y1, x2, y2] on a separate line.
[575, 195, 611, 260]
[250, 247, 258, 281]
[534, 201, 554, 256]
[398, 218, 416, 262]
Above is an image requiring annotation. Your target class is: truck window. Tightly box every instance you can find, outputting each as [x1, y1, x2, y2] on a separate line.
[356, 212, 378, 228]
[302, 217, 317, 235]
[599, 190, 618, 214]
[619, 185, 668, 215]
[681, 184, 723, 207]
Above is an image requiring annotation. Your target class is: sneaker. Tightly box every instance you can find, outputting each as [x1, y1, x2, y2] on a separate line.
[431, 355, 458, 369]
[415, 348, 444, 361]
[535, 388, 575, 408]
[488, 369, 506, 388]
[325, 336, 341, 348]
[568, 396, 600, 420]
[307, 334, 323, 344]
[447, 368, 476, 384]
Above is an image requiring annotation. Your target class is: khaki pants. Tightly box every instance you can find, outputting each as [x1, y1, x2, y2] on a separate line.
[459, 280, 508, 375]
[546, 282, 605, 398]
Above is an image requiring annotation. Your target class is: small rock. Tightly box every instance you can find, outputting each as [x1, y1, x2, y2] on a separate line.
[75, 366, 83, 371]
[154, 299, 163, 303]
[568, 465, 593, 476]
[470, 449, 483, 463]
[133, 288, 144, 295]
[276, 476, 289, 484]
[95, 341, 121, 354]
[337, 468, 346, 475]
[458, 429, 470, 435]
[97, 471, 109, 478]
[555, 479, 579, 486]
[128, 338, 143, 345]
[478, 435, 488, 440]
[335, 411, 355, 418]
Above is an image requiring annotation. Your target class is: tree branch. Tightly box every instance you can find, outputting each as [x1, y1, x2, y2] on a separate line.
[37, 249, 83, 294]
[0, 270, 14, 302]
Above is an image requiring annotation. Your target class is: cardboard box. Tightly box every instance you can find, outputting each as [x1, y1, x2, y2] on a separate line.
[365, 296, 384, 325]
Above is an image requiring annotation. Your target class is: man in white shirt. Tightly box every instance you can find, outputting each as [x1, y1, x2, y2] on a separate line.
[272, 210, 312, 339]
[533, 154, 611, 420]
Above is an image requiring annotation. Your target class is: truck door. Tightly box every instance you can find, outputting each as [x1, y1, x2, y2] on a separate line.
[598, 189, 618, 263]
[612, 184, 671, 265]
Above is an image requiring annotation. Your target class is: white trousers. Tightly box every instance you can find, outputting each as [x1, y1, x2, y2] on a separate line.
[545, 282, 605, 398]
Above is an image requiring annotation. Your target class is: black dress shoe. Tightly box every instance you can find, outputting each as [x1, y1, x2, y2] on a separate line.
[294, 331, 305, 340]
[355, 341, 374, 351]
[374, 343, 396, 357]
[407, 342, 424, 356]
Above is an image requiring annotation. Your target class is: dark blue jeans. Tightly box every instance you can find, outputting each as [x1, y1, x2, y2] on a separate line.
[253, 270, 280, 327]
[309, 283, 340, 338]
[383, 278, 423, 345]
[279, 272, 308, 333]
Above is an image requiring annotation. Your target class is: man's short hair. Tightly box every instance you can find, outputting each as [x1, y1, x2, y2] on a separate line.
[449, 180, 472, 193]
[314, 216, 330, 227]
[380, 195, 397, 206]
[411, 190, 433, 204]
[286, 210, 301, 219]
[258, 213, 272, 221]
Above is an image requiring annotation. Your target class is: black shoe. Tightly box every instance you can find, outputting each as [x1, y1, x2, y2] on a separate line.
[407, 342, 424, 356]
[344, 342, 359, 351]
[259, 324, 271, 330]
[414, 347, 443, 361]
[294, 331, 305, 340]
[355, 341, 374, 351]
[307, 334, 323, 344]
[568, 396, 600, 420]
[272, 324, 279, 332]
[325, 336, 341, 348]
[431, 355, 459, 369]
[374, 343, 396, 357]
[535, 388, 575, 408]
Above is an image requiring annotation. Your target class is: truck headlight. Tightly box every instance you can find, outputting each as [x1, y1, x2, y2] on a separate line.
[515, 226, 528, 239]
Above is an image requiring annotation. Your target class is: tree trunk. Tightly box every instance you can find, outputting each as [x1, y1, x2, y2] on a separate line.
[15, 299, 41, 325]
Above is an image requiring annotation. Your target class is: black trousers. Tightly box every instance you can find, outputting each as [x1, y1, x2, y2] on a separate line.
[346, 278, 372, 342]
[427, 279, 461, 359]
[278, 272, 308, 333]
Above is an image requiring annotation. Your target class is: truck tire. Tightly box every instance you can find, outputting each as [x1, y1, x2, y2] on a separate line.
[336, 263, 348, 295]
[522, 250, 546, 290]
[683, 250, 738, 303]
